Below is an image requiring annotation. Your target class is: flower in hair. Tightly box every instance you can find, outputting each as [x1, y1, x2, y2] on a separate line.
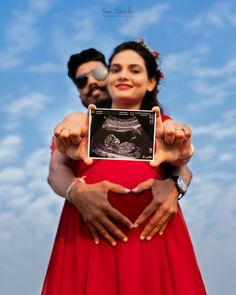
[160, 72, 165, 80]
[135, 39, 160, 60]
[135, 38, 164, 80]
[152, 50, 160, 58]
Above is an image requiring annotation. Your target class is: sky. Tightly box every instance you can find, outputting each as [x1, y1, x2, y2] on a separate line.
[0, 0, 236, 294]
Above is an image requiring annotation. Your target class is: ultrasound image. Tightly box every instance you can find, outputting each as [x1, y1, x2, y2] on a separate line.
[89, 109, 155, 160]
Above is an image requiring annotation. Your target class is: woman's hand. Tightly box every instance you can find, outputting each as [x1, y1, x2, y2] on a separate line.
[150, 107, 193, 167]
[53, 105, 96, 164]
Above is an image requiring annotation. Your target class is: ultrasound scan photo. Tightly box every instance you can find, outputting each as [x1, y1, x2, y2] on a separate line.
[88, 109, 156, 161]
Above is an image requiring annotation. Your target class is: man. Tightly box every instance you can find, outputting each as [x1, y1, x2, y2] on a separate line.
[49, 48, 193, 246]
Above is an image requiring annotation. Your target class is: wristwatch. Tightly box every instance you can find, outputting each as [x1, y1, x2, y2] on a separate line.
[169, 175, 188, 200]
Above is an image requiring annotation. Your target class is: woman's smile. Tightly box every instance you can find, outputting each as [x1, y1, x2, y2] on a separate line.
[116, 83, 133, 90]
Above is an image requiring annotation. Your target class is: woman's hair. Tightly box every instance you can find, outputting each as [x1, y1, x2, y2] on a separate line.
[108, 41, 164, 113]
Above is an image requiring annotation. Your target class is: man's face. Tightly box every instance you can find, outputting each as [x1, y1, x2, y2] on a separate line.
[75, 61, 108, 107]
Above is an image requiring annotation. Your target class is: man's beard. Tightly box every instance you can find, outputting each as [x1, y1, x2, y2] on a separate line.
[82, 83, 108, 107]
[86, 84, 106, 100]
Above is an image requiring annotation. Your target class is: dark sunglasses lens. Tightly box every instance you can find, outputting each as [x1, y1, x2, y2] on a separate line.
[75, 76, 88, 89]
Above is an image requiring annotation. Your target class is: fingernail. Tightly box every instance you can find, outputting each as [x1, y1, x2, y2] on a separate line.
[112, 241, 117, 247]
[123, 188, 131, 193]
[95, 240, 99, 245]
[134, 223, 139, 229]
[146, 236, 152, 241]
[123, 237, 128, 242]
[140, 235, 145, 241]
[159, 232, 163, 236]
[132, 187, 139, 193]
[129, 224, 135, 229]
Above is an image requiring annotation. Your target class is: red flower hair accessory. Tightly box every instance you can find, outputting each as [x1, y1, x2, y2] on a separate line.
[135, 39, 160, 60]
[135, 38, 164, 79]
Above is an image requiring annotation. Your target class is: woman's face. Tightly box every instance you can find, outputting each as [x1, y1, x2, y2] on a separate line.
[107, 50, 156, 109]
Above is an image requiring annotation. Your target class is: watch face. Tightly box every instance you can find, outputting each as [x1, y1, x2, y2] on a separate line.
[177, 176, 187, 193]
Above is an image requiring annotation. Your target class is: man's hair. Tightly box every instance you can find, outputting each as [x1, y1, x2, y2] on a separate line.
[67, 48, 107, 81]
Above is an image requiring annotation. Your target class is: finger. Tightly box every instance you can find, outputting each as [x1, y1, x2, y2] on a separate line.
[163, 124, 176, 144]
[80, 137, 93, 165]
[149, 155, 163, 167]
[133, 201, 157, 229]
[94, 222, 117, 246]
[174, 129, 185, 145]
[54, 123, 67, 153]
[103, 180, 131, 194]
[100, 216, 128, 243]
[139, 209, 166, 240]
[87, 224, 100, 244]
[159, 223, 168, 236]
[150, 214, 174, 238]
[60, 128, 71, 146]
[182, 124, 191, 142]
[81, 124, 88, 138]
[107, 205, 134, 229]
[132, 178, 154, 193]
[152, 106, 163, 138]
[54, 122, 64, 138]
[87, 104, 96, 128]
[53, 135, 67, 153]
[68, 127, 82, 145]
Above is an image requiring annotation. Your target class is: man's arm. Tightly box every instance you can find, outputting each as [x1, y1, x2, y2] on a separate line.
[48, 149, 133, 246]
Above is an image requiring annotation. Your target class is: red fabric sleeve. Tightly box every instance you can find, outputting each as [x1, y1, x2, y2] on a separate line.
[161, 114, 170, 122]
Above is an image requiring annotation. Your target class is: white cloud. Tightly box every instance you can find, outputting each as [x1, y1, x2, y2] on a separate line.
[163, 45, 210, 75]
[182, 169, 236, 238]
[218, 152, 234, 162]
[119, 3, 170, 36]
[189, 74, 236, 110]
[0, 146, 63, 295]
[192, 121, 236, 139]
[2, 92, 51, 119]
[195, 145, 216, 162]
[0, 135, 22, 163]
[71, 15, 95, 43]
[190, 80, 228, 108]
[0, 167, 26, 184]
[29, 62, 63, 73]
[194, 56, 236, 78]
[0, 0, 58, 70]
[188, 2, 236, 30]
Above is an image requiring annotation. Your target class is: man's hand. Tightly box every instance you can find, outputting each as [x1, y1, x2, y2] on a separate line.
[69, 180, 134, 246]
[132, 178, 179, 240]
[150, 107, 193, 167]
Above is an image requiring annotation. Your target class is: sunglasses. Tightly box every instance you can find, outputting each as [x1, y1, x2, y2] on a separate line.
[74, 65, 108, 89]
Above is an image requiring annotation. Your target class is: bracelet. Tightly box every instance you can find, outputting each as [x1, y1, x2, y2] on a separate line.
[66, 176, 86, 203]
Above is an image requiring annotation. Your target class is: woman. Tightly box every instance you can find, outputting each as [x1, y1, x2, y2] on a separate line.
[42, 41, 206, 294]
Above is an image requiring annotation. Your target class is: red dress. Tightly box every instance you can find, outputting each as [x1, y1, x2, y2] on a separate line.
[42, 120, 207, 295]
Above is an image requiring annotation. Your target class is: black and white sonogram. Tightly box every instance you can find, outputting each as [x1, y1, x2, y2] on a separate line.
[88, 109, 156, 161]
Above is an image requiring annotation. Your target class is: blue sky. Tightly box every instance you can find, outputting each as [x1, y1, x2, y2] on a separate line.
[0, 0, 236, 294]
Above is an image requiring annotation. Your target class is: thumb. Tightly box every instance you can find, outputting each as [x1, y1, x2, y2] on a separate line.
[149, 154, 163, 167]
[152, 106, 163, 138]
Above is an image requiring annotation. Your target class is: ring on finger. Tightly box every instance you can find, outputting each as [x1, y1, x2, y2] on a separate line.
[60, 127, 70, 132]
